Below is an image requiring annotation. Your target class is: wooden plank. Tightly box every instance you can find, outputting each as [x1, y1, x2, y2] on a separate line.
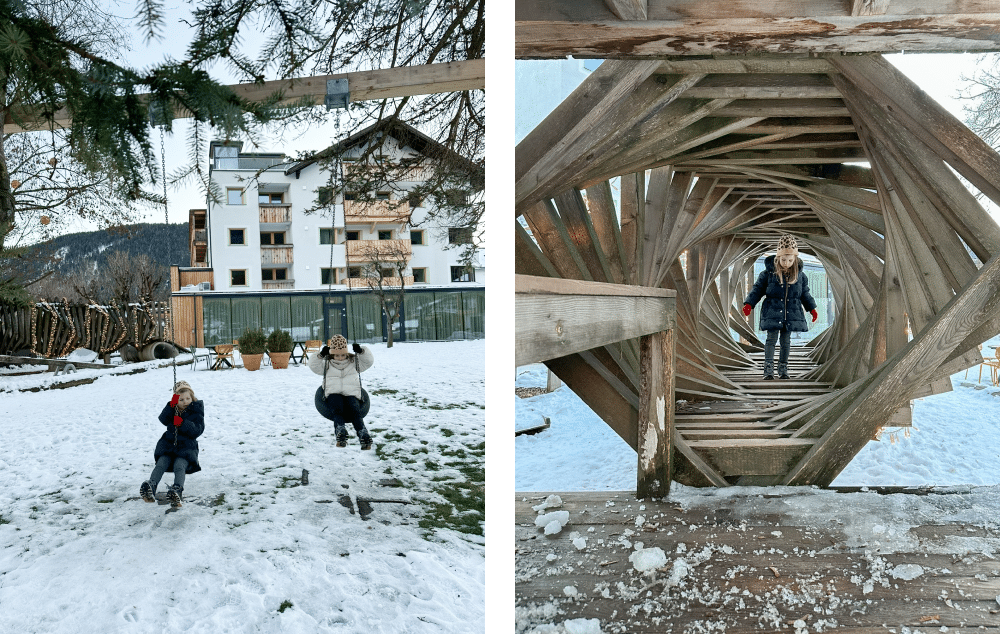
[5, 59, 485, 134]
[637, 329, 675, 498]
[584, 182, 628, 284]
[515, 275, 676, 366]
[545, 354, 639, 451]
[515, 15, 1000, 58]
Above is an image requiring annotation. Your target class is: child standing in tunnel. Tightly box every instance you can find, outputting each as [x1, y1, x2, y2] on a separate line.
[742, 235, 818, 380]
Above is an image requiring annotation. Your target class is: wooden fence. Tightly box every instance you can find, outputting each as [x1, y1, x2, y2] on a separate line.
[0, 301, 171, 358]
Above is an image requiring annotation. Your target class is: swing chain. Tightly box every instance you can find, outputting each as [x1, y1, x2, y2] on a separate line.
[159, 125, 177, 386]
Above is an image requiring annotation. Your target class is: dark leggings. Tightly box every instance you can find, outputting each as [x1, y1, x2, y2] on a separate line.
[149, 455, 189, 491]
[764, 328, 791, 367]
[319, 393, 366, 434]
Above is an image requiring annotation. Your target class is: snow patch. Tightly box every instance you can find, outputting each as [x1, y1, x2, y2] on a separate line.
[628, 547, 667, 573]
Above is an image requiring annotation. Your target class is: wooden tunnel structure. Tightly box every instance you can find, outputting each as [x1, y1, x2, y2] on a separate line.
[515, 3, 1000, 492]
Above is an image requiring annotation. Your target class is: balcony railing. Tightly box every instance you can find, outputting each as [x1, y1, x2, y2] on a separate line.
[345, 239, 412, 262]
[262, 280, 295, 290]
[346, 276, 414, 289]
[192, 229, 207, 242]
[343, 162, 433, 182]
[261, 245, 294, 265]
[344, 200, 410, 224]
[259, 207, 291, 223]
[213, 156, 285, 170]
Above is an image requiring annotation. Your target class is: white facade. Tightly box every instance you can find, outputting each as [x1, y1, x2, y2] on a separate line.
[201, 131, 483, 292]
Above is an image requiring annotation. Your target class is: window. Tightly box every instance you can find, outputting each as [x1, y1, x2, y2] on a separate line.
[412, 268, 426, 283]
[320, 228, 335, 245]
[348, 267, 362, 278]
[261, 268, 287, 281]
[321, 268, 337, 285]
[344, 192, 358, 201]
[451, 265, 475, 283]
[227, 188, 244, 205]
[410, 230, 424, 246]
[380, 267, 395, 278]
[345, 230, 360, 241]
[230, 270, 248, 286]
[229, 228, 246, 245]
[258, 193, 283, 204]
[317, 186, 334, 206]
[378, 230, 393, 241]
[260, 232, 286, 245]
[376, 192, 391, 201]
[407, 192, 424, 208]
[448, 227, 473, 245]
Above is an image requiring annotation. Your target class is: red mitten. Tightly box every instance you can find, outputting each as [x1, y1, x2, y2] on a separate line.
[173, 415, 183, 427]
[742, 304, 752, 316]
[810, 309, 818, 322]
[170, 394, 180, 407]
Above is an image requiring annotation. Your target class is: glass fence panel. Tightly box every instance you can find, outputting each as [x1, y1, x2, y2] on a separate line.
[291, 295, 323, 341]
[261, 296, 292, 336]
[202, 297, 231, 346]
[231, 297, 262, 340]
[346, 293, 384, 343]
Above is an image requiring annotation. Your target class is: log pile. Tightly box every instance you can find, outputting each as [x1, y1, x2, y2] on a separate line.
[0, 301, 169, 358]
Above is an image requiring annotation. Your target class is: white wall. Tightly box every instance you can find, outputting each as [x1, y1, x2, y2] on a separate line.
[207, 135, 483, 290]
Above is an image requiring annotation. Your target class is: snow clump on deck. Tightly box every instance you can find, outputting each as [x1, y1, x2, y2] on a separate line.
[536, 510, 570, 535]
[628, 546, 667, 573]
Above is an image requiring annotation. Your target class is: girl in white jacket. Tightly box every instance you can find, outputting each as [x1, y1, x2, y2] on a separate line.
[308, 334, 375, 449]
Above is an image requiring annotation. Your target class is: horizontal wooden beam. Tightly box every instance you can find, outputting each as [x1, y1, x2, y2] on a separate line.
[4, 59, 485, 134]
[515, 274, 676, 366]
[515, 15, 1000, 57]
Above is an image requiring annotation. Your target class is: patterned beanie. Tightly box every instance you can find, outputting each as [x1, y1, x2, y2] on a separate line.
[776, 234, 798, 258]
[329, 335, 349, 353]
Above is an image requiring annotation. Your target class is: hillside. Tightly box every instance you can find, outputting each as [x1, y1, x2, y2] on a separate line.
[25, 223, 189, 278]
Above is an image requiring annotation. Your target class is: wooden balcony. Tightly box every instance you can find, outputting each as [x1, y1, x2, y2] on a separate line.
[346, 276, 414, 289]
[261, 245, 294, 265]
[259, 206, 291, 223]
[345, 239, 412, 262]
[192, 229, 207, 243]
[263, 280, 295, 290]
[344, 200, 410, 224]
[344, 161, 433, 182]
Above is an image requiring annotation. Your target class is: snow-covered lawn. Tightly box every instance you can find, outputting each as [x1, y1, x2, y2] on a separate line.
[0, 340, 484, 633]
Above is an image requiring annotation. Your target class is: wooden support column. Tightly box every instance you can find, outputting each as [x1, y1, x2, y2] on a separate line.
[516, 274, 677, 497]
[637, 328, 675, 498]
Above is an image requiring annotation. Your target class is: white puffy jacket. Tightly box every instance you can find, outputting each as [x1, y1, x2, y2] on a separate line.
[308, 345, 374, 399]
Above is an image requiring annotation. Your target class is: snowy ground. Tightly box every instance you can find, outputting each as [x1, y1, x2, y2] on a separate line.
[0, 340, 485, 633]
[515, 334, 1000, 490]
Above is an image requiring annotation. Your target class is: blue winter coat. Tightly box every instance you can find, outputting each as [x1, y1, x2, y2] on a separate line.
[744, 255, 818, 333]
[154, 400, 204, 473]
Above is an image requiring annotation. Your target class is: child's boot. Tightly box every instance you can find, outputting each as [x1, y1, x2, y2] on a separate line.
[335, 423, 348, 448]
[359, 428, 373, 451]
[166, 485, 183, 508]
[763, 361, 774, 380]
[140, 480, 156, 503]
[778, 363, 789, 380]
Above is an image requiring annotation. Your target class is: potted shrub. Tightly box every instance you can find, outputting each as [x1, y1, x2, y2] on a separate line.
[239, 328, 267, 371]
[266, 329, 294, 369]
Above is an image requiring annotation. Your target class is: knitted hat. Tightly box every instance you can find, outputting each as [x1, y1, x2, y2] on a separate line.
[172, 380, 192, 393]
[329, 335, 349, 353]
[776, 234, 798, 258]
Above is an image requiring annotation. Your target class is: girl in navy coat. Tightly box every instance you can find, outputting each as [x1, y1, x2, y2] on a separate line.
[140, 381, 204, 507]
[742, 235, 819, 380]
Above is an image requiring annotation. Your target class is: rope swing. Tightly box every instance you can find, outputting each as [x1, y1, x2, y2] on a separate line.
[315, 153, 370, 419]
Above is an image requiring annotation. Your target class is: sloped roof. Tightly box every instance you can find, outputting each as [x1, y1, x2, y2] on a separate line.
[284, 117, 482, 182]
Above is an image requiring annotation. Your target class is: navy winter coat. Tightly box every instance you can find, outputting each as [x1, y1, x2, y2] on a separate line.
[744, 255, 818, 333]
[154, 400, 204, 473]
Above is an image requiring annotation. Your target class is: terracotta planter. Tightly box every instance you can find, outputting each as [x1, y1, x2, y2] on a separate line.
[242, 353, 264, 371]
[269, 351, 291, 369]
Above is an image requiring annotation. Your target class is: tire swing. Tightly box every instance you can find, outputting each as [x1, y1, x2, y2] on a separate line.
[313, 155, 370, 422]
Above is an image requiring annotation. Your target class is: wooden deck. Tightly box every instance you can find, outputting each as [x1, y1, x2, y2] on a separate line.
[516, 490, 1000, 633]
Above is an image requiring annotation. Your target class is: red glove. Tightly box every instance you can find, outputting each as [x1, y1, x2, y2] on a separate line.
[810, 309, 818, 322]
[742, 304, 752, 316]
[170, 394, 180, 407]
[173, 415, 183, 427]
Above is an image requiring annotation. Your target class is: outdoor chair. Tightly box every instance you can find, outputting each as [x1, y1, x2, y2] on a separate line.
[191, 347, 215, 371]
[301, 339, 322, 362]
[212, 344, 235, 370]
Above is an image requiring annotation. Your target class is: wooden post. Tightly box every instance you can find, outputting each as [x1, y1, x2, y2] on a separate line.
[637, 328, 675, 498]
